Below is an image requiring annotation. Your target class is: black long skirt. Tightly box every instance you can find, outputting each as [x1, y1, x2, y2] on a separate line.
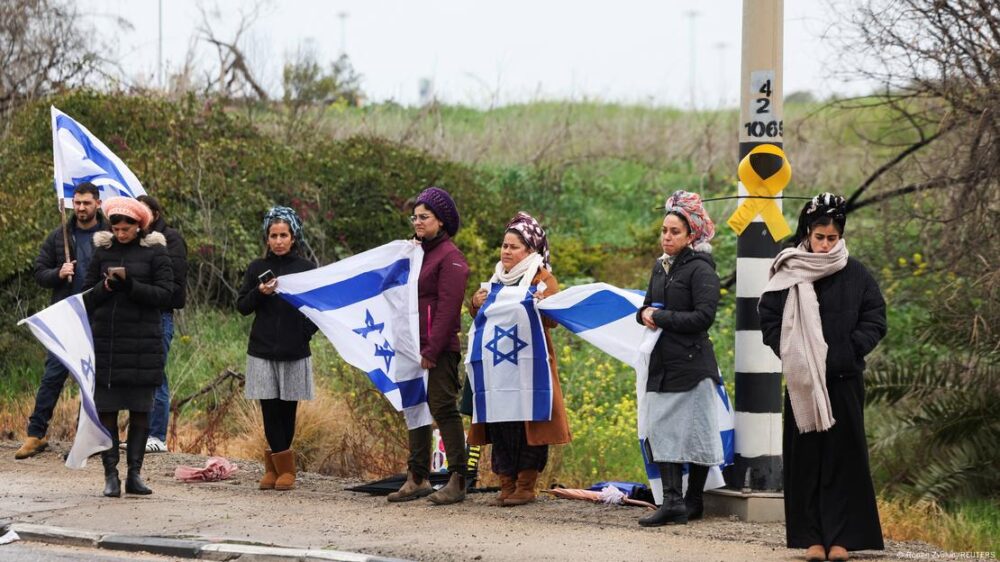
[783, 374, 884, 551]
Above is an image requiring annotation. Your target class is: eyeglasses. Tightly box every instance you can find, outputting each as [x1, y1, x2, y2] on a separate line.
[409, 213, 433, 223]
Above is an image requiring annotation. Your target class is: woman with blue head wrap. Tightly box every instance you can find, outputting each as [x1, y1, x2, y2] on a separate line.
[237, 204, 318, 492]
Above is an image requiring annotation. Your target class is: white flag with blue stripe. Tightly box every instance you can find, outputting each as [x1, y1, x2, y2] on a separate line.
[276, 241, 432, 429]
[18, 294, 113, 468]
[51, 106, 147, 207]
[537, 283, 735, 504]
[466, 283, 554, 424]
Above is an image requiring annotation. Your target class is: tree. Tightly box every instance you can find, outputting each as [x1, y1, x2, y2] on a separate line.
[281, 47, 363, 142]
[0, 0, 106, 122]
[833, 0, 1000, 503]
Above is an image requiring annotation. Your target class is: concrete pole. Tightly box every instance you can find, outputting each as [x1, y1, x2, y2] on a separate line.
[731, 0, 784, 492]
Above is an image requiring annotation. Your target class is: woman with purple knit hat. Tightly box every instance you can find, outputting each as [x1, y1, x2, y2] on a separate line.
[387, 187, 471, 505]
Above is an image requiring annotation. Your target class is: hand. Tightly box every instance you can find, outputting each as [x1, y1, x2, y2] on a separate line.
[58, 261, 76, 280]
[258, 279, 278, 295]
[641, 307, 658, 329]
[420, 357, 436, 370]
[106, 274, 133, 293]
[471, 288, 488, 308]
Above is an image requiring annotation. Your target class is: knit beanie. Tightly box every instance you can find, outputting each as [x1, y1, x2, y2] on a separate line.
[415, 187, 460, 237]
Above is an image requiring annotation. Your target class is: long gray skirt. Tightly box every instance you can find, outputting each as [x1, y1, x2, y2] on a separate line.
[645, 377, 723, 466]
[244, 355, 314, 401]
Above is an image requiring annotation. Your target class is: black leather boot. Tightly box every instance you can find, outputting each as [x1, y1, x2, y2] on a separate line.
[101, 436, 121, 497]
[125, 421, 152, 495]
[639, 462, 688, 527]
[685, 464, 709, 520]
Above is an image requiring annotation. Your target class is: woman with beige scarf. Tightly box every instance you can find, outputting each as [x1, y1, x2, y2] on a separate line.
[758, 193, 887, 562]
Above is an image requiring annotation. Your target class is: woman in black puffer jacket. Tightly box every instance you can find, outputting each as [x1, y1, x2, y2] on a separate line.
[635, 190, 723, 528]
[236, 206, 317, 492]
[83, 197, 173, 498]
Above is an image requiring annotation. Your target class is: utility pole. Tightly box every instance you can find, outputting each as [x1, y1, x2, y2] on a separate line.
[732, 0, 784, 494]
[338, 11, 349, 56]
[158, 0, 164, 89]
[684, 10, 700, 110]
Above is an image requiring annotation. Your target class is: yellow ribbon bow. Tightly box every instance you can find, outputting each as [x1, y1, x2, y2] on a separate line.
[727, 144, 792, 241]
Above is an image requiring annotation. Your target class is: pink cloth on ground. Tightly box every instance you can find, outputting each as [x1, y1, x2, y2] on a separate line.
[174, 457, 239, 482]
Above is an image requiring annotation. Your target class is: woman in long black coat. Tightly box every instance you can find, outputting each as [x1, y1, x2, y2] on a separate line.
[758, 193, 887, 562]
[83, 197, 173, 498]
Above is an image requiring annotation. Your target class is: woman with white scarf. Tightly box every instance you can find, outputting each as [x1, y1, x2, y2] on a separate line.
[635, 191, 724, 527]
[758, 193, 887, 562]
[467, 212, 570, 507]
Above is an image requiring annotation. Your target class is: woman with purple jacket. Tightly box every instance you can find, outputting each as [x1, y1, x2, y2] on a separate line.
[387, 187, 471, 505]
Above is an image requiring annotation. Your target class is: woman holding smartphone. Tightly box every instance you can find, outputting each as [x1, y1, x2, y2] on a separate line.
[236, 206, 317, 492]
[83, 197, 173, 497]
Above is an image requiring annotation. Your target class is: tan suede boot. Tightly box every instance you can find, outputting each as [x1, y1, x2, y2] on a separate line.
[271, 449, 296, 491]
[503, 469, 538, 506]
[387, 472, 433, 502]
[489, 474, 517, 506]
[428, 471, 466, 505]
[259, 450, 277, 490]
[828, 546, 849, 561]
[15, 437, 48, 460]
[805, 545, 826, 562]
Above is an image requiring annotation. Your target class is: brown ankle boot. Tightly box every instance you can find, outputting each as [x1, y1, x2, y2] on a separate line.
[503, 469, 538, 506]
[15, 437, 48, 460]
[387, 471, 433, 502]
[259, 450, 277, 490]
[428, 471, 466, 505]
[804, 545, 826, 561]
[271, 449, 296, 491]
[490, 474, 517, 506]
[828, 546, 849, 561]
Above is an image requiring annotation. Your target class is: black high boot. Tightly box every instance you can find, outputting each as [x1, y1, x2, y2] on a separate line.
[101, 435, 121, 497]
[125, 419, 152, 495]
[639, 462, 688, 527]
[685, 464, 709, 520]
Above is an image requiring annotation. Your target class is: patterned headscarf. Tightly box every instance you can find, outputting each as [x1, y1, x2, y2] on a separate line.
[794, 192, 847, 244]
[664, 190, 715, 251]
[505, 211, 551, 269]
[261, 206, 304, 244]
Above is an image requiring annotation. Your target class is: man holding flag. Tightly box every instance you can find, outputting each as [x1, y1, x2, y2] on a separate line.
[15, 182, 107, 460]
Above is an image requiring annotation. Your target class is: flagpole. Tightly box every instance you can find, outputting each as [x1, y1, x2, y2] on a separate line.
[59, 197, 72, 284]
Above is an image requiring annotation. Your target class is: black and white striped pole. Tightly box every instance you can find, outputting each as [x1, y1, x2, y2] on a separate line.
[727, 0, 789, 495]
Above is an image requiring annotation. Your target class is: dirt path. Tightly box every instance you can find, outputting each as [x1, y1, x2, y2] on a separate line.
[0, 441, 954, 561]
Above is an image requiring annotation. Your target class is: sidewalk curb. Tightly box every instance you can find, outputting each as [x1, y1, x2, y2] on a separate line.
[9, 522, 411, 561]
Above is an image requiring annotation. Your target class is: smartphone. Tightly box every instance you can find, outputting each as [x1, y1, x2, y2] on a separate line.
[257, 269, 276, 284]
[106, 266, 126, 280]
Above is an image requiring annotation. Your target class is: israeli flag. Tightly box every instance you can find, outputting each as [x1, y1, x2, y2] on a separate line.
[537, 283, 735, 504]
[466, 283, 553, 424]
[18, 294, 113, 469]
[51, 106, 147, 207]
[276, 241, 432, 429]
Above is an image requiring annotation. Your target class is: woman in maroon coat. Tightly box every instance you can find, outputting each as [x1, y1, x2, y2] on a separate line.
[387, 187, 471, 505]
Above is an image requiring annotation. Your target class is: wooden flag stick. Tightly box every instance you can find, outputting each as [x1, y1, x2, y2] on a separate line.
[59, 197, 72, 284]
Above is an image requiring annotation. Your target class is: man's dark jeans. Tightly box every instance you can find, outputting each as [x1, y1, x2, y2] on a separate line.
[149, 312, 174, 442]
[26, 352, 70, 438]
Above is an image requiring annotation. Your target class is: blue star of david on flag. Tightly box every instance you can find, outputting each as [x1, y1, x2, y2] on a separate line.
[352, 309, 385, 339]
[81, 358, 95, 378]
[484, 324, 529, 366]
[374, 340, 395, 372]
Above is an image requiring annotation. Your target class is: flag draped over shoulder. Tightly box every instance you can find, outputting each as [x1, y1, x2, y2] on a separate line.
[18, 294, 112, 468]
[537, 283, 735, 504]
[276, 241, 432, 429]
[51, 106, 147, 207]
[465, 283, 553, 424]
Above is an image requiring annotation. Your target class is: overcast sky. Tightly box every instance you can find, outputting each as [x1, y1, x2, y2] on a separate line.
[80, 0, 869, 108]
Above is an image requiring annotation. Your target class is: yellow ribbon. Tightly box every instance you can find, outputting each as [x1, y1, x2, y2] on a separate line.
[727, 144, 792, 241]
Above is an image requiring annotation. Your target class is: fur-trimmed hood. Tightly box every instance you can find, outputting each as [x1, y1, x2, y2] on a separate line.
[93, 230, 166, 249]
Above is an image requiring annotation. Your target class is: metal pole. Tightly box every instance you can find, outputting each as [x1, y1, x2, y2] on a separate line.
[338, 11, 348, 56]
[730, 0, 784, 492]
[158, 0, 163, 88]
[685, 11, 700, 110]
